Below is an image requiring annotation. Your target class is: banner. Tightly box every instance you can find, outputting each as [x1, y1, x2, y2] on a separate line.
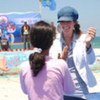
[0, 12, 41, 43]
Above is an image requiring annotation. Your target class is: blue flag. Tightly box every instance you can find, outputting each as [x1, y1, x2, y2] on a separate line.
[41, 0, 56, 10]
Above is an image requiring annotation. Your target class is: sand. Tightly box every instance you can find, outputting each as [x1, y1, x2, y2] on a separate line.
[94, 48, 100, 54]
[0, 71, 100, 100]
[0, 75, 27, 100]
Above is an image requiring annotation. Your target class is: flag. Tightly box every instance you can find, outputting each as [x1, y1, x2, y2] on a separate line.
[41, 0, 56, 11]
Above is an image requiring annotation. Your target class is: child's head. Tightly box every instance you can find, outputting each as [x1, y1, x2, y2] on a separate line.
[30, 20, 55, 51]
[29, 20, 56, 77]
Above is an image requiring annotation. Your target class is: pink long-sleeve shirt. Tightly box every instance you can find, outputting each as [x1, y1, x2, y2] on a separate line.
[20, 56, 75, 100]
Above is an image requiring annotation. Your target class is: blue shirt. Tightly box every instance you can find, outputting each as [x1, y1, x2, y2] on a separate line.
[60, 33, 89, 99]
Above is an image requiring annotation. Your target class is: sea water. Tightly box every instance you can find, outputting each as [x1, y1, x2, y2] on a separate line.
[92, 36, 100, 48]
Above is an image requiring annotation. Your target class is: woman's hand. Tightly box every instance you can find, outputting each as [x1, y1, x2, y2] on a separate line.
[85, 27, 96, 48]
[58, 46, 68, 60]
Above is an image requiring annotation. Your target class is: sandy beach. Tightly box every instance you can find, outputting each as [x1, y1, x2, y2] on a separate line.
[0, 48, 100, 100]
[0, 75, 28, 100]
[0, 72, 100, 100]
[94, 48, 100, 55]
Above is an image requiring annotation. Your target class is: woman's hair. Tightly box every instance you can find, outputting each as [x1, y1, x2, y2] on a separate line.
[74, 21, 81, 35]
[29, 20, 56, 77]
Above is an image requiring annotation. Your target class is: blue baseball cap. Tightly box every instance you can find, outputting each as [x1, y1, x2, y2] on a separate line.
[57, 6, 79, 22]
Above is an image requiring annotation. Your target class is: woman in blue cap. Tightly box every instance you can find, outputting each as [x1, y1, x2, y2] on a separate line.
[50, 6, 97, 100]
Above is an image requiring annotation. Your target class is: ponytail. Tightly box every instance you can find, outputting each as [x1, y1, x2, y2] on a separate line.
[29, 52, 45, 77]
[74, 22, 81, 35]
[29, 20, 55, 76]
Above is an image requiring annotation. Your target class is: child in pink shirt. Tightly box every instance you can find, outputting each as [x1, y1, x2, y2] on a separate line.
[19, 20, 75, 100]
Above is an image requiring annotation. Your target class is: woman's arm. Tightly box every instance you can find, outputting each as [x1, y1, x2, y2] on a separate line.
[85, 27, 96, 64]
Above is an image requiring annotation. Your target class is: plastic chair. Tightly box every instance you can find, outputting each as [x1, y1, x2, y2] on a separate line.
[86, 92, 100, 100]
[64, 95, 86, 100]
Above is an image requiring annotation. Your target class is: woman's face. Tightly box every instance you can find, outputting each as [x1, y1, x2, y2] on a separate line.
[60, 21, 75, 36]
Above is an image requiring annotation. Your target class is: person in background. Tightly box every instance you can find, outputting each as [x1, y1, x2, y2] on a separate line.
[21, 21, 30, 49]
[0, 28, 3, 42]
[19, 20, 75, 100]
[50, 6, 97, 100]
[0, 37, 10, 51]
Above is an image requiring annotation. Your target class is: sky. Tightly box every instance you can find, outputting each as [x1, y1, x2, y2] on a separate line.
[0, 0, 100, 36]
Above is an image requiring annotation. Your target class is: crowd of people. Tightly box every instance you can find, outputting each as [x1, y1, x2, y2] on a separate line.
[19, 6, 100, 100]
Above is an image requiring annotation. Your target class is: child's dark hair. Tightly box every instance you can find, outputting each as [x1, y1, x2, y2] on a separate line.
[29, 20, 56, 77]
